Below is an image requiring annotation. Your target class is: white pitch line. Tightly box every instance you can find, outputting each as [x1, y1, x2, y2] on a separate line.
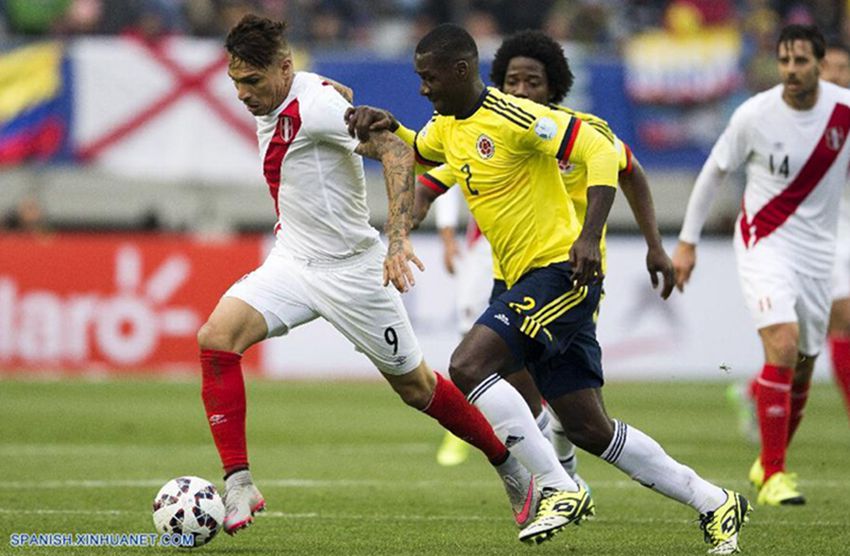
[0, 443, 435, 457]
[0, 509, 844, 527]
[2, 478, 849, 490]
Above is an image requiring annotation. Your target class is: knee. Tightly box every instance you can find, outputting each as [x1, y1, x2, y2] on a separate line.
[197, 320, 235, 352]
[395, 382, 433, 410]
[561, 417, 614, 456]
[448, 348, 485, 394]
[391, 368, 435, 410]
[762, 329, 799, 367]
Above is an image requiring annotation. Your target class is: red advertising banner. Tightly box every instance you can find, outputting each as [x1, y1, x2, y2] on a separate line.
[0, 233, 263, 374]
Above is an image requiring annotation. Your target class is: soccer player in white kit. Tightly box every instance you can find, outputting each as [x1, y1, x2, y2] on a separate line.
[822, 43, 850, 425]
[197, 14, 541, 536]
[673, 24, 850, 507]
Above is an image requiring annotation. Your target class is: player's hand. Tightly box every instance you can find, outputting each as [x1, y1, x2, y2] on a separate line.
[646, 244, 675, 299]
[671, 241, 697, 292]
[569, 235, 603, 287]
[344, 106, 397, 142]
[384, 236, 425, 293]
[439, 227, 459, 274]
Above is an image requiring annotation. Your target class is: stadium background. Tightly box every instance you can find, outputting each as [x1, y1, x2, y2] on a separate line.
[2, 0, 848, 381]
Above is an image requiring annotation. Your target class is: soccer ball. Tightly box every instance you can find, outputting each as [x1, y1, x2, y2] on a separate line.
[152, 476, 225, 547]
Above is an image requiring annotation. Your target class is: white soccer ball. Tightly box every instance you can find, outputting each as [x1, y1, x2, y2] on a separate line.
[152, 476, 225, 547]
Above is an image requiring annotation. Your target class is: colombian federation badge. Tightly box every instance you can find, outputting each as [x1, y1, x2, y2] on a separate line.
[476, 134, 495, 159]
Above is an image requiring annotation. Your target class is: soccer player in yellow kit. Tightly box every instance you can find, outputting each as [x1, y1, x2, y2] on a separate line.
[347, 24, 750, 553]
[425, 29, 675, 477]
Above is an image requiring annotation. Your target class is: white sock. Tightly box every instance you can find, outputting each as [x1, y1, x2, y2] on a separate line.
[535, 407, 553, 443]
[468, 374, 576, 491]
[601, 420, 725, 513]
[546, 405, 578, 475]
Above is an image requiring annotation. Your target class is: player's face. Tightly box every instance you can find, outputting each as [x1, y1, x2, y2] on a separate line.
[821, 48, 850, 88]
[414, 52, 465, 116]
[777, 39, 820, 102]
[227, 54, 293, 116]
[502, 56, 551, 105]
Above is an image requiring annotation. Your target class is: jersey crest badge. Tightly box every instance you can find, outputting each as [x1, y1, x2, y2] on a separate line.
[534, 117, 558, 140]
[476, 134, 495, 159]
[825, 126, 846, 151]
[281, 116, 296, 142]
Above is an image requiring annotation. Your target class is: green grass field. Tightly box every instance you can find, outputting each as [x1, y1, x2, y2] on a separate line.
[0, 378, 847, 555]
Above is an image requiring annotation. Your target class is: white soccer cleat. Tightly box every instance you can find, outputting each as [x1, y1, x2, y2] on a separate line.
[495, 454, 540, 528]
[223, 470, 266, 535]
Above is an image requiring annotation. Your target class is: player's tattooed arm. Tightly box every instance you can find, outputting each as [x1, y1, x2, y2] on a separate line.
[354, 131, 424, 292]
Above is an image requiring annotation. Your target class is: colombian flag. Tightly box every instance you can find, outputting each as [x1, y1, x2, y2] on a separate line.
[0, 42, 71, 165]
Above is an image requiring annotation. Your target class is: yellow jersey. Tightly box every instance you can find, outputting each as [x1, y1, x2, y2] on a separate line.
[412, 87, 618, 287]
[550, 105, 633, 275]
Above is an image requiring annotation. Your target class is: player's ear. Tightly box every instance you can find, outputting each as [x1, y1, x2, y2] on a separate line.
[455, 59, 469, 80]
[279, 55, 293, 75]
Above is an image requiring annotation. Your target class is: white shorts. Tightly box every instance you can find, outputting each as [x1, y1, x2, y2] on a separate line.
[735, 245, 831, 356]
[831, 216, 850, 300]
[224, 242, 422, 375]
[455, 237, 494, 334]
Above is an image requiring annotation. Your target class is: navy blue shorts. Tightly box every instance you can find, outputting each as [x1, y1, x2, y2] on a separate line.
[478, 262, 604, 399]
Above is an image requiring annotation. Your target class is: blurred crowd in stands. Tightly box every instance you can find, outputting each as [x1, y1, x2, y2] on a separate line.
[0, 1, 847, 56]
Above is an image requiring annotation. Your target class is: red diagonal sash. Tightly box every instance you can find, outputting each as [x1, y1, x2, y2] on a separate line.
[263, 100, 301, 234]
[741, 103, 850, 247]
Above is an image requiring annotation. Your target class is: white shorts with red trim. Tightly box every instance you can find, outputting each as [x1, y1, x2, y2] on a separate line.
[831, 214, 850, 300]
[455, 236, 493, 334]
[735, 240, 831, 356]
[224, 242, 422, 375]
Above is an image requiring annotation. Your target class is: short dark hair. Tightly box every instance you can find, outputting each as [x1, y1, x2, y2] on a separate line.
[777, 24, 825, 60]
[225, 14, 290, 69]
[415, 23, 478, 66]
[490, 30, 574, 104]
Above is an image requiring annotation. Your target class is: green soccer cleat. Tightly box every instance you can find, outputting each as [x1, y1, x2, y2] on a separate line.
[726, 383, 759, 444]
[436, 432, 470, 467]
[748, 457, 764, 489]
[699, 490, 752, 555]
[517, 486, 594, 544]
[757, 472, 806, 506]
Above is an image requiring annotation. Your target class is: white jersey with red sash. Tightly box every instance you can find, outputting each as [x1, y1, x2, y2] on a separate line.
[714, 81, 850, 276]
[255, 71, 379, 262]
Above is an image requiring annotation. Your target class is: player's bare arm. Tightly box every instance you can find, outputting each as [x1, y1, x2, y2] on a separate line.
[345, 105, 398, 141]
[412, 183, 440, 230]
[618, 155, 675, 299]
[354, 131, 424, 292]
[570, 185, 615, 287]
[438, 226, 459, 274]
[671, 241, 697, 292]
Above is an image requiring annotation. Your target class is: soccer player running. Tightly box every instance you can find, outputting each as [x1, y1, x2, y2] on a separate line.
[431, 30, 676, 476]
[824, 42, 850, 423]
[673, 25, 850, 507]
[199, 14, 541, 536]
[348, 23, 750, 553]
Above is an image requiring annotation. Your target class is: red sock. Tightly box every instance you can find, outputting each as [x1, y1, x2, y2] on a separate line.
[787, 379, 810, 444]
[424, 372, 508, 465]
[830, 336, 850, 416]
[756, 364, 793, 480]
[201, 349, 248, 473]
